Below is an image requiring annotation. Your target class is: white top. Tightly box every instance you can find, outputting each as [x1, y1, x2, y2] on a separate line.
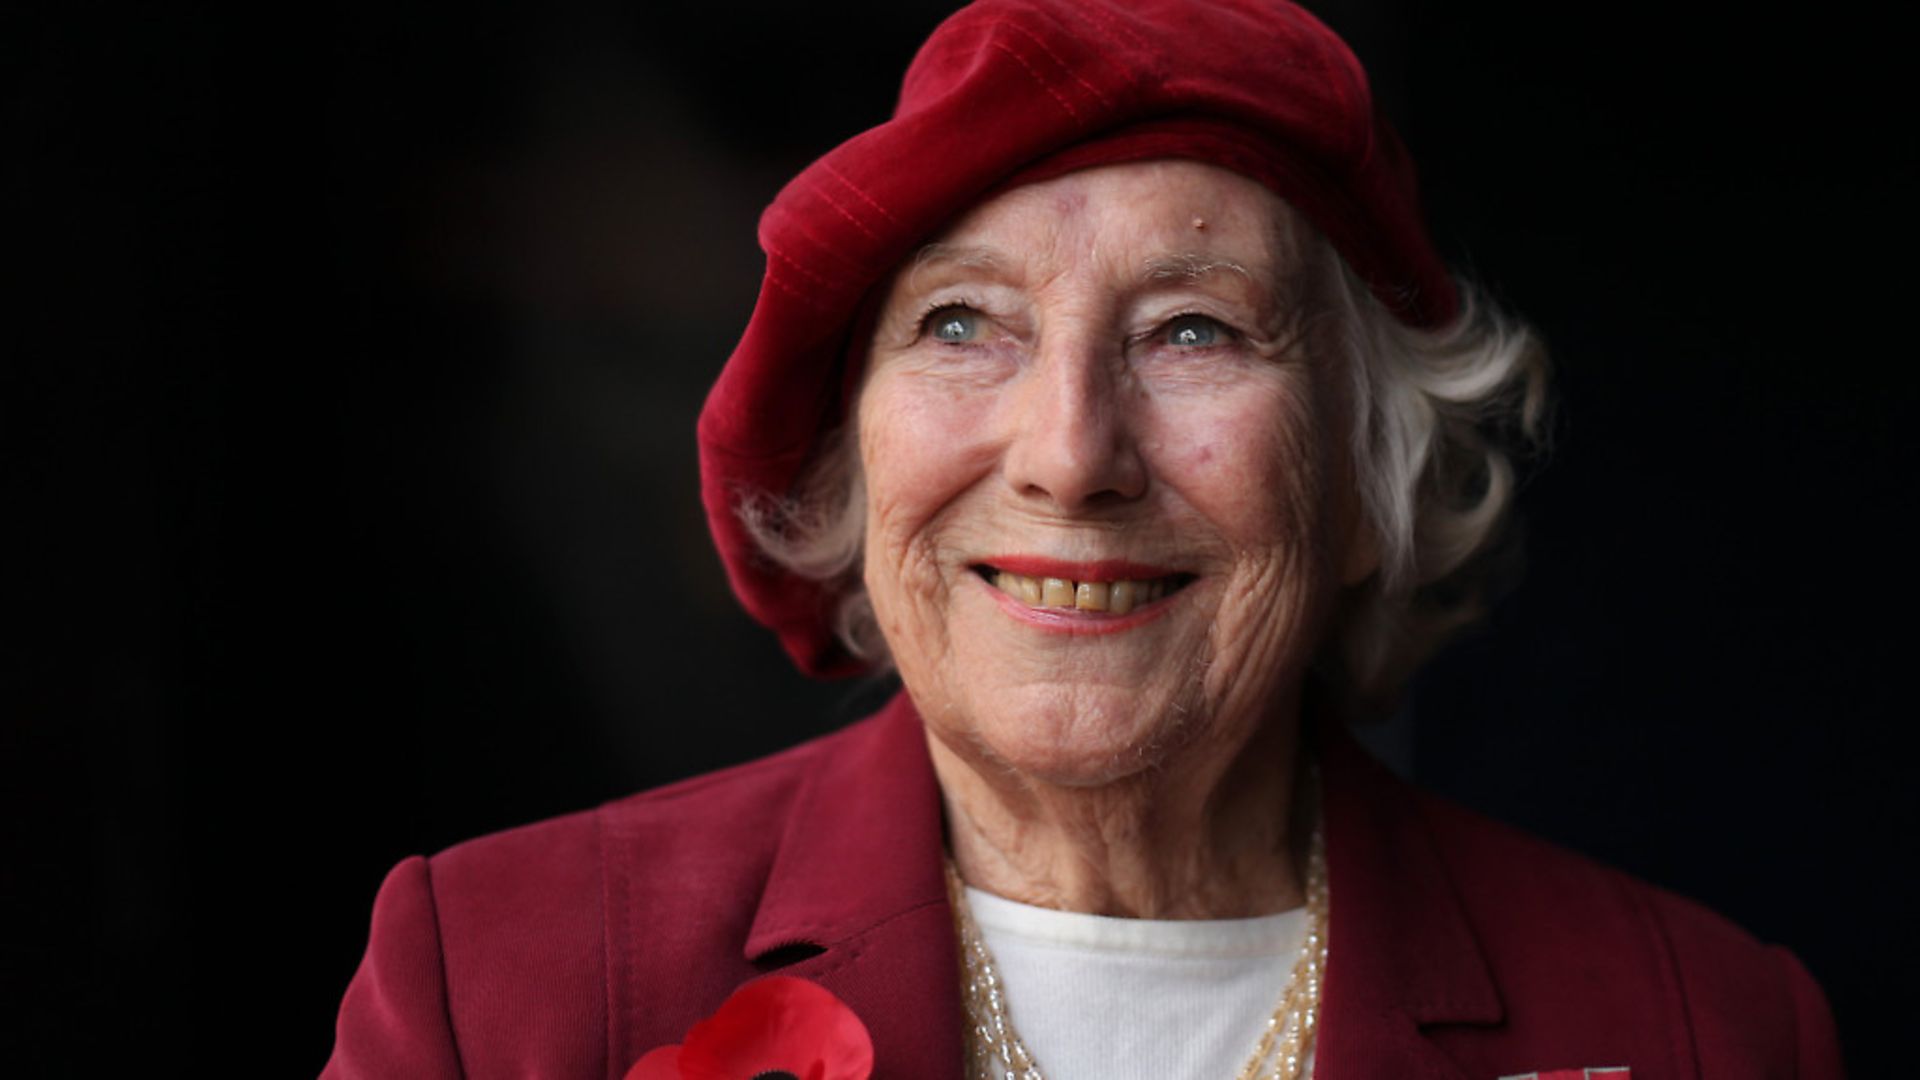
[964, 885, 1317, 1079]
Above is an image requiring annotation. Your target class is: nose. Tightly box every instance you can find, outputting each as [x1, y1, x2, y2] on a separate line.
[1001, 329, 1148, 512]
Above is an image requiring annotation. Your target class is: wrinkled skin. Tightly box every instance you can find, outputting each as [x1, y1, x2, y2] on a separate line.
[857, 161, 1375, 917]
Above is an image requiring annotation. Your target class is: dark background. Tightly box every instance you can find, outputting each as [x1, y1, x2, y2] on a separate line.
[7, 0, 1912, 1074]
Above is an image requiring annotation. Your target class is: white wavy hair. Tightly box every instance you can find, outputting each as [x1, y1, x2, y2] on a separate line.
[739, 230, 1549, 720]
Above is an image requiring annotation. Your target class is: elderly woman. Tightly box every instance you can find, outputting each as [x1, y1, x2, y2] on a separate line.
[323, 1, 1843, 1077]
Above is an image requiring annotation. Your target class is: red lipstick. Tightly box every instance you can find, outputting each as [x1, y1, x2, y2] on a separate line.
[977, 556, 1179, 581]
[974, 574, 1184, 635]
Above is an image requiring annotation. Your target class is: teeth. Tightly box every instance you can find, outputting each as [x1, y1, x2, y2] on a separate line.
[1042, 577, 1075, 607]
[987, 570, 1177, 613]
[994, 571, 1044, 606]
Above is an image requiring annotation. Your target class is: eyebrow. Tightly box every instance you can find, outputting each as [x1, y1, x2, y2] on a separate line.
[1141, 252, 1288, 327]
[906, 243, 1005, 289]
[912, 246, 1253, 279]
[1140, 252, 1255, 287]
[899, 243, 1280, 323]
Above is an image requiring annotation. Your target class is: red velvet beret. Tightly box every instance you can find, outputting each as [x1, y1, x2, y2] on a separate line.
[698, 0, 1456, 677]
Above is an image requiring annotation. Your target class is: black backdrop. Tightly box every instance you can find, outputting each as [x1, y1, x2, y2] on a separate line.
[8, 0, 1913, 1074]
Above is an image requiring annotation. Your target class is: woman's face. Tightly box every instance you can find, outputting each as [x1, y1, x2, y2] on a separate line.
[857, 161, 1374, 787]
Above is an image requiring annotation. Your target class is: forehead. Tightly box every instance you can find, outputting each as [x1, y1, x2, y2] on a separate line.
[912, 160, 1299, 282]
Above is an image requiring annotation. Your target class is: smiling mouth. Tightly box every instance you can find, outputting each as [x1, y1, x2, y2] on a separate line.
[972, 564, 1195, 614]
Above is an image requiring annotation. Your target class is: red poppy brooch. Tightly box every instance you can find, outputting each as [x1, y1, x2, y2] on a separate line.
[624, 976, 874, 1080]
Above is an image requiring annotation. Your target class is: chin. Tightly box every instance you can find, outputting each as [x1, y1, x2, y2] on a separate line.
[956, 682, 1205, 789]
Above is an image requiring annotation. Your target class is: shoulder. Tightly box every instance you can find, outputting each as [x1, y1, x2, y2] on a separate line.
[426, 715, 863, 914]
[326, 720, 877, 1080]
[425, 717, 865, 956]
[1412, 788, 1844, 1076]
[429, 722, 839, 904]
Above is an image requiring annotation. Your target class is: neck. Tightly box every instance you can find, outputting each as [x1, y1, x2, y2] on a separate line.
[930, 708, 1312, 920]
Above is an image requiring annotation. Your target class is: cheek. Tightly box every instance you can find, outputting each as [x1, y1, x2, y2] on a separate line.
[1176, 387, 1343, 712]
[855, 375, 999, 607]
[858, 380, 992, 528]
[1153, 382, 1334, 542]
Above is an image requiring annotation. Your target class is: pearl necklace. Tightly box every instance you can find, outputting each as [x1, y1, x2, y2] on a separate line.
[944, 816, 1328, 1080]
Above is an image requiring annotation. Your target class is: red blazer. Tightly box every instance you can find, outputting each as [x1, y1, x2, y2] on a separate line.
[322, 694, 1843, 1079]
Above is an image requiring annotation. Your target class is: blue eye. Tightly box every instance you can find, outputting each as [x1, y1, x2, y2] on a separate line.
[1165, 315, 1223, 347]
[927, 307, 981, 342]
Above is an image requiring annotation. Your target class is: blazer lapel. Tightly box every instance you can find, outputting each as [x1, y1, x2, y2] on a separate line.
[1313, 728, 1505, 1080]
[725, 695, 1500, 1080]
[744, 692, 964, 1080]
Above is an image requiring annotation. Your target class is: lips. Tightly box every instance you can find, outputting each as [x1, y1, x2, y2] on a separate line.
[972, 557, 1193, 615]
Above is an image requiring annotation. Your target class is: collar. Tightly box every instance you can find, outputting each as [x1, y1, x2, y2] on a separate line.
[740, 693, 1503, 1080]
[1315, 723, 1505, 1078]
[745, 691, 964, 1080]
